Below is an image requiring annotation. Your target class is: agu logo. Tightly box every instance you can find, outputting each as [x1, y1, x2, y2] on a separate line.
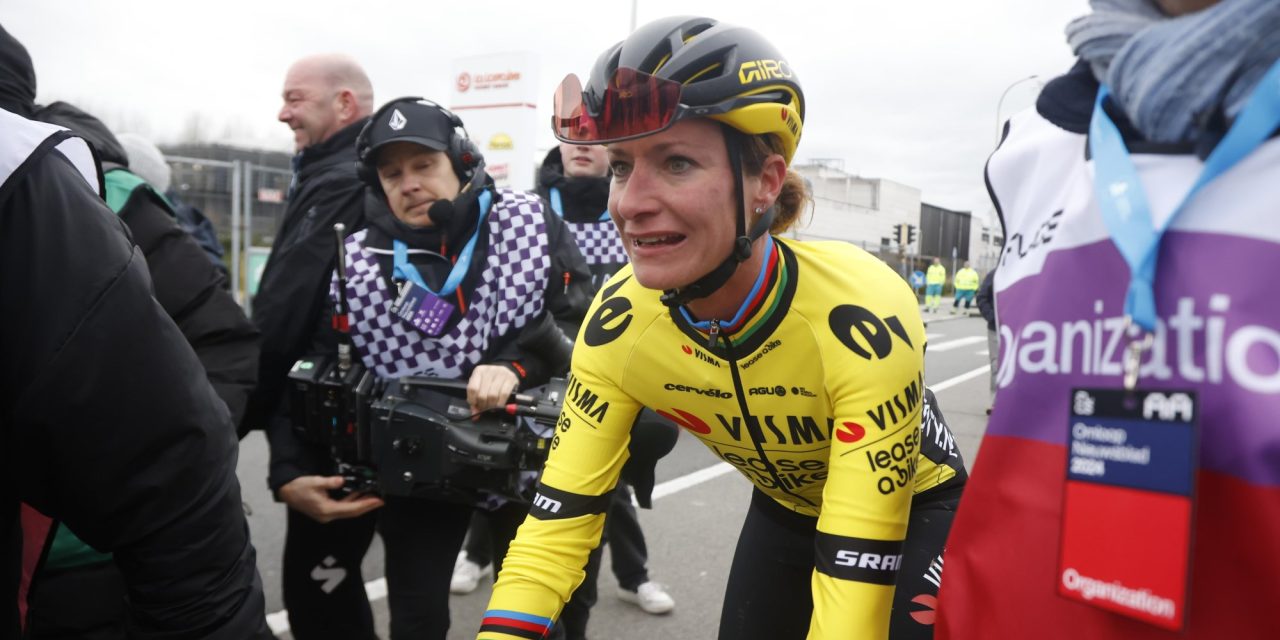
[836, 422, 866, 444]
[456, 72, 471, 92]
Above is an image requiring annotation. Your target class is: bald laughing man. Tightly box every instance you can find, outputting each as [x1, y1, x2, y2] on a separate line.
[240, 54, 382, 639]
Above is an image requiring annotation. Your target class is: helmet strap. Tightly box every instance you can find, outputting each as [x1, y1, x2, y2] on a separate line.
[660, 126, 775, 309]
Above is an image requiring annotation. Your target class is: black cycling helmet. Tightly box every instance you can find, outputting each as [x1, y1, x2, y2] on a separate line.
[553, 15, 804, 163]
[552, 16, 805, 308]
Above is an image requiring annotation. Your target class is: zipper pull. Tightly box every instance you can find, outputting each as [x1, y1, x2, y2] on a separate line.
[707, 320, 721, 349]
[563, 271, 570, 295]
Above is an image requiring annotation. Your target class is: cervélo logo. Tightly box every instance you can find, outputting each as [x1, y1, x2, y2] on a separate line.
[664, 383, 732, 399]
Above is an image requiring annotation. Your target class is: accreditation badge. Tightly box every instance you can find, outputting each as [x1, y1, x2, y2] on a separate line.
[1058, 388, 1198, 630]
[390, 280, 455, 337]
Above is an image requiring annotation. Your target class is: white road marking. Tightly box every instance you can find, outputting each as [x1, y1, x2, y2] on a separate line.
[929, 365, 992, 392]
[928, 336, 987, 352]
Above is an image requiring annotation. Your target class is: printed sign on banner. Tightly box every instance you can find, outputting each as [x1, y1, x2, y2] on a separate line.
[450, 52, 538, 191]
[1058, 388, 1198, 631]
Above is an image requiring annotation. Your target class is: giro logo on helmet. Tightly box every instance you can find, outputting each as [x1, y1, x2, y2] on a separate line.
[738, 59, 793, 84]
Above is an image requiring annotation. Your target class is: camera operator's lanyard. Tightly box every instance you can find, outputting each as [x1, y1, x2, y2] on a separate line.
[389, 189, 492, 336]
[1089, 60, 1280, 390]
[549, 187, 610, 222]
[1058, 62, 1280, 632]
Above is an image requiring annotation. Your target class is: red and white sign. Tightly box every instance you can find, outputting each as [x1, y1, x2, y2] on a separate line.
[450, 52, 538, 190]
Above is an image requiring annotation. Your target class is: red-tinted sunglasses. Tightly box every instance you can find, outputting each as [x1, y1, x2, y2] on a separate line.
[552, 68, 685, 144]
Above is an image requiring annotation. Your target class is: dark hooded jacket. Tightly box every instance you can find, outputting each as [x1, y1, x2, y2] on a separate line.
[244, 119, 377, 491]
[32, 101, 260, 429]
[1, 107, 268, 639]
[0, 24, 35, 118]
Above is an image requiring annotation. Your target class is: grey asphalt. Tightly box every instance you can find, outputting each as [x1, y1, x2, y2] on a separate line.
[236, 310, 996, 639]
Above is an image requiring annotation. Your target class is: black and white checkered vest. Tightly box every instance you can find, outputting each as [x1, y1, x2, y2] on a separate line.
[336, 188, 551, 380]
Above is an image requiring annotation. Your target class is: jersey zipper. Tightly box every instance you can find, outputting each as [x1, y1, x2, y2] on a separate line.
[707, 320, 721, 350]
[717, 331, 817, 508]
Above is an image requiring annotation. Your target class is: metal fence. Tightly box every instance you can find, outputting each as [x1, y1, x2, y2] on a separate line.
[167, 157, 290, 309]
[167, 156, 999, 307]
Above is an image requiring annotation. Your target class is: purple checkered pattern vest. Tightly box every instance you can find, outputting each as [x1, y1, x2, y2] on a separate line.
[566, 219, 628, 268]
[336, 189, 551, 380]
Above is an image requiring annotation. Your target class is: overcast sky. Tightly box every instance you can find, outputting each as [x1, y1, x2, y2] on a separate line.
[1, 0, 1088, 218]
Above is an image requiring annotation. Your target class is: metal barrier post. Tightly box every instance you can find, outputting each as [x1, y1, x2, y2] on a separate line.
[230, 160, 242, 303]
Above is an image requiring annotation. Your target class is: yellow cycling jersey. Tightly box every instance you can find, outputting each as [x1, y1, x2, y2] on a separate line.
[481, 238, 965, 640]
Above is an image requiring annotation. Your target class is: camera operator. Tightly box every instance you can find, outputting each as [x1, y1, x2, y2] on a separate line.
[330, 96, 591, 639]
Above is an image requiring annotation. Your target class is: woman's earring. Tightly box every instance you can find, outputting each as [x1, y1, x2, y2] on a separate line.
[754, 207, 764, 214]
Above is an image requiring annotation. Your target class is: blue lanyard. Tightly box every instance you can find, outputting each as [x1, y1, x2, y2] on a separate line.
[549, 187, 610, 222]
[392, 189, 492, 297]
[1089, 59, 1280, 335]
[679, 235, 776, 333]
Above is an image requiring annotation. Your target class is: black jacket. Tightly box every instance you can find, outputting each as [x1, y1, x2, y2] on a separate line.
[32, 101, 261, 429]
[2, 122, 267, 639]
[976, 269, 996, 331]
[247, 120, 374, 491]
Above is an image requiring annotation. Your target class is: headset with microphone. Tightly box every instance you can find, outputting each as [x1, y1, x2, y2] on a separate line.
[355, 97, 488, 227]
[355, 97, 486, 193]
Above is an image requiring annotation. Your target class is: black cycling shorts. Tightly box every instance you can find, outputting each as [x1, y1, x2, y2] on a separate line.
[717, 485, 961, 640]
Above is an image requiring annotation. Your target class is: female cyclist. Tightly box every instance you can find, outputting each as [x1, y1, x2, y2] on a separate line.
[480, 16, 965, 640]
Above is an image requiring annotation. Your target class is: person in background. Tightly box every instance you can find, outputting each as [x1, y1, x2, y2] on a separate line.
[951, 261, 978, 314]
[974, 268, 996, 415]
[115, 132, 231, 283]
[243, 53, 383, 639]
[925, 257, 946, 313]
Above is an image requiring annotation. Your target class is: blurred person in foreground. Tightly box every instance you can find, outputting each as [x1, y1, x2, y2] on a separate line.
[938, 0, 1280, 637]
[0, 22, 265, 639]
[0, 29, 267, 640]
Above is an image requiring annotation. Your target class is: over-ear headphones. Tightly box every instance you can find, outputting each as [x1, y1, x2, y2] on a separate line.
[355, 96, 485, 191]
